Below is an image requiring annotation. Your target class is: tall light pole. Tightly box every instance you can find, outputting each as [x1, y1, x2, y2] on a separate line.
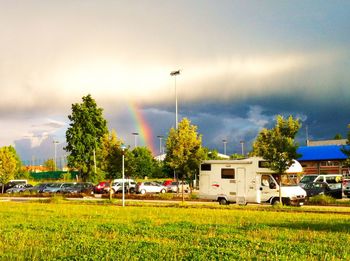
[53, 141, 59, 171]
[240, 140, 245, 156]
[222, 139, 227, 155]
[157, 135, 164, 155]
[132, 132, 139, 148]
[170, 70, 180, 129]
[121, 144, 126, 207]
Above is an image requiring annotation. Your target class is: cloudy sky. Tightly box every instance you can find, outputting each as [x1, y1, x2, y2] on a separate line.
[1, 1, 350, 163]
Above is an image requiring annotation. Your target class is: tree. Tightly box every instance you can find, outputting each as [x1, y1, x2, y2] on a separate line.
[230, 153, 245, 159]
[165, 118, 205, 199]
[7, 146, 24, 179]
[43, 159, 55, 171]
[341, 124, 350, 167]
[334, 133, 343, 140]
[131, 147, 157, 179]
[252, 115, 301, 204]
[65, 94, 108, 182]
[99, 130, 123, 180]
[0, 146, 18, 193]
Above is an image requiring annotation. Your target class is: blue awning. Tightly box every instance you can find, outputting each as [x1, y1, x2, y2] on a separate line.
[297, 145, 350, 161]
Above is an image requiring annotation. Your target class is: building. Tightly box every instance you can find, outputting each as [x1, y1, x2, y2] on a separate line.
[297, 139, 350, 175]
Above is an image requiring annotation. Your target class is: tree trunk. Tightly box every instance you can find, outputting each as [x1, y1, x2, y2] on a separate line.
[279, 176, 282, 205]
[181, 177, 184, 203]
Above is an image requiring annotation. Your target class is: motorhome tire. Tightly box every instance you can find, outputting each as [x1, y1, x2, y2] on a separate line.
[271, 198, 280, 206]
[219, 198, 228, 205]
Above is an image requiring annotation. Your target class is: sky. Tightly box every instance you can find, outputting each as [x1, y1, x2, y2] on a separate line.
[1, 1, 350, 163]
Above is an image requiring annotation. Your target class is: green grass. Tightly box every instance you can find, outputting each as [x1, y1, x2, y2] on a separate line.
[0, 201, 349, 260]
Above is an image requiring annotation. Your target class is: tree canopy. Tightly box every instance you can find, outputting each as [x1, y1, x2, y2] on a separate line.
[252, 115, 301, 203]
[130, 147, 157, 179]
[0, 146, 18, 193]
[341, 124, 350, 167]
[98, 130, 123, 180]
[65, 94, 108, 182]
[165, 118, 205, 181]
[252, 115, 301, 174]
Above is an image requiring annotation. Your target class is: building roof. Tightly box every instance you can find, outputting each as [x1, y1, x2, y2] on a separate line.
[297, 145, 350, 161]
[307, 139, 347, 146]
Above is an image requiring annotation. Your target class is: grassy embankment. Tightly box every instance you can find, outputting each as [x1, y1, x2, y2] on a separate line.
[0, 201, 349, 260]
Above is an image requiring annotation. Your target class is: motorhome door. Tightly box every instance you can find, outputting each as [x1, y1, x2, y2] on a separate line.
[236, 168, 246, 204]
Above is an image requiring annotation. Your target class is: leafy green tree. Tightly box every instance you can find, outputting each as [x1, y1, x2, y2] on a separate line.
[165, 118, 205, 189]
[43, 159, 55, 171]
[99, 130, 123, 179]
[7, 146, 24, 179]
[334, 133, 343, 140]
[0, 146, 18, 193]
[130, 147, 157, 179]
[341, 124, 350, 167]
[252, 115, 301, 204]
[230, 153, 245, 159]
[65, 94, 108, 182]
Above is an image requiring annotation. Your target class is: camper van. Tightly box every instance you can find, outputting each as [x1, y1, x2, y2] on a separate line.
[199, 157, 306, 206]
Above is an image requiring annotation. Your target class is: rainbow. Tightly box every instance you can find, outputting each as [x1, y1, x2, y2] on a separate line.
[127, 101, 156, 155]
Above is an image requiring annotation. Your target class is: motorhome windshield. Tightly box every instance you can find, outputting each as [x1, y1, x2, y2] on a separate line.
[300, 175, 317, 184]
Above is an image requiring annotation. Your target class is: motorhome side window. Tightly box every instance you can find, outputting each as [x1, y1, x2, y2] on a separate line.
[259, 161, 271, 168]
[221, 169, 235, 179]
[201, 164, 211, 171]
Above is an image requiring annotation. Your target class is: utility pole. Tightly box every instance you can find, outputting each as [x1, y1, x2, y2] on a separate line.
[170, 70, 181, 129]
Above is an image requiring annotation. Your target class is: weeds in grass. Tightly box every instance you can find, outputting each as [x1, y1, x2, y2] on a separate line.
[308, 195, 336, 205]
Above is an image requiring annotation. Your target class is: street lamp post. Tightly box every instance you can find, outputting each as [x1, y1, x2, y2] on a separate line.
[53, 141, 59, 171]
[222, 139, 227, 155]
[157, 135, 164, 155]
[121, 144, 127, 207]
[240, 140, 245, 156]
[170, 70, 180, 129]
[132, 132, 139, 148]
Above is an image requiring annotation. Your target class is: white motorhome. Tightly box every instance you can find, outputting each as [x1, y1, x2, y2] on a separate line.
[199, 157, 306, 206]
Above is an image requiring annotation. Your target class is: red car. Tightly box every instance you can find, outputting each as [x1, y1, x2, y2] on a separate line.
[163, 179, 174, 187]
[94, 181, 110, 194]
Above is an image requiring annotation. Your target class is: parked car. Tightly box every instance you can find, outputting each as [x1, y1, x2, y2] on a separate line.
[303, 182, 342, 199]
[136, 182, 167, 194]
[6, 184, 33, 193]
[162, 179, 174, 187]
[27, 183, 52, 193]
[62, 182, 94, 194]
[42, 183, 74, 193]
[166, 181, 190, 193]
[1, 180, 28, 193]
[299, 174, 342, 189]
[109, 179, 136, 194]
[94, 181, 110, 194]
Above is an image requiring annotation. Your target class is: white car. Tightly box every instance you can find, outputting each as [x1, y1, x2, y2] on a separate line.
[109, 179, 137, 194]
[166, 181, 190, 193]
[136, 182, 167, 194]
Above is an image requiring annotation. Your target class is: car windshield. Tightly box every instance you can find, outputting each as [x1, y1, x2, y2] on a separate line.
[300, 175, 317, 184]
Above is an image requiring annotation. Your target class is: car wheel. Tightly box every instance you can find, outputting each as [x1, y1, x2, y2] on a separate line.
[160, 189, 166, 193]
[218, 198, 228, 205]
[140, 189, 146, 195]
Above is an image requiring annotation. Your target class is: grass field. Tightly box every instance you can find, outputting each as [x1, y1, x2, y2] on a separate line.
[0, 201, 349, 260]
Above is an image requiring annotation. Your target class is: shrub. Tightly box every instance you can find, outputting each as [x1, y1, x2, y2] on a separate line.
[159, 193, 174, 200]
[308, 195, 336, 205]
